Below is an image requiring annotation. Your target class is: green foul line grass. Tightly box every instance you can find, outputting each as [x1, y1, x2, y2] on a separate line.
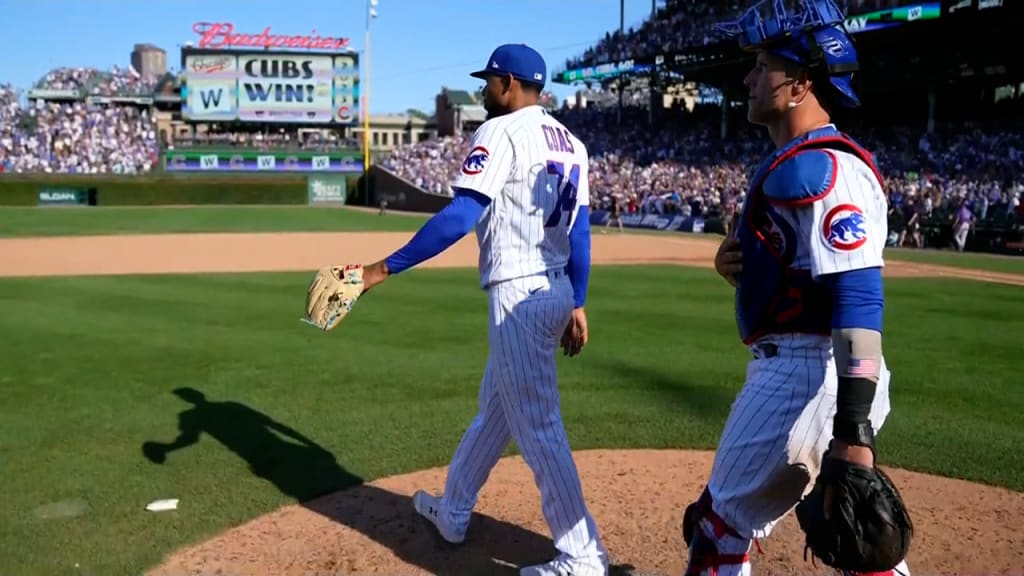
[0, 205, 428, 236]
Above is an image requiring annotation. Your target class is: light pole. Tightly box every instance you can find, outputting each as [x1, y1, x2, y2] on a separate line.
[362, 0, 377, 204]
[617, 0, 624, 127]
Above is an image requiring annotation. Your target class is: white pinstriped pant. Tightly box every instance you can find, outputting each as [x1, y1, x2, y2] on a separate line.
[438, 270, 606, 567]
[696, 333, 906, 575]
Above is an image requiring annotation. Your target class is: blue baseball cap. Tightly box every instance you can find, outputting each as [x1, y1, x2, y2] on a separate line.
[470, 44, 547, 87]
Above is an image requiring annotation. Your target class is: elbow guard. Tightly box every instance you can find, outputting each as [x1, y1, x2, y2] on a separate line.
[824, 267, 885, 449]
[833, 327, 881, 449]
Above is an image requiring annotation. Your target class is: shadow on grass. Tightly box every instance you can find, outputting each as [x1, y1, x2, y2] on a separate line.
[142, 387, 643, 575]
[591, 357, 739, 424]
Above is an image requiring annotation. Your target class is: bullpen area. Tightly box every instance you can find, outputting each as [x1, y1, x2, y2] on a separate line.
[1, 206, 1022, 575]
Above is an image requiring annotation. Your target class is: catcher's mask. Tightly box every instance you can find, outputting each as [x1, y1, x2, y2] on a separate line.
[714, 0, 861, 108]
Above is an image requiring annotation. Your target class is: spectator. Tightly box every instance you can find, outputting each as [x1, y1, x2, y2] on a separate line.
[953, 198, 974, 252]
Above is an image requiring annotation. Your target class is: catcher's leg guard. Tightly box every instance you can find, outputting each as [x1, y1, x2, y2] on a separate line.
[682, 488, 754, 576]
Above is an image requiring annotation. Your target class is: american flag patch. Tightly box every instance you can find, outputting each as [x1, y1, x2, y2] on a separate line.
[847, 358, 877, 377]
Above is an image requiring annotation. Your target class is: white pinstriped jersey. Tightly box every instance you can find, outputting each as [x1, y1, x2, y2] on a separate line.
[768, 149, 887, 279]
[450, 105, 590, 288]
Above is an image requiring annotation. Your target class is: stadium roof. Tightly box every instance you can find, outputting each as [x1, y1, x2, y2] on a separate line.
[555, 1, 1023, 107]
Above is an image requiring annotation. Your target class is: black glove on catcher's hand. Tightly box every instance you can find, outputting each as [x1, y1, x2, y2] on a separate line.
[795, 455, 914, 573]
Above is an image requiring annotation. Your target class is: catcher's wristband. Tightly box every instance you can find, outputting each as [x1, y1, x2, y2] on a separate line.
[833, 418, 875, 450]
[835, 375, 876, 447]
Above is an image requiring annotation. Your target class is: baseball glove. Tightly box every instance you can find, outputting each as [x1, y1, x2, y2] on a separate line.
[795, 455, 913, 573]
[303, 264, 365, 331]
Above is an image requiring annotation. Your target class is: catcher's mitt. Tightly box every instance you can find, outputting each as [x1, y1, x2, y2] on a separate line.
[795, 455, 913, 573]
[303, 264, 365, 331]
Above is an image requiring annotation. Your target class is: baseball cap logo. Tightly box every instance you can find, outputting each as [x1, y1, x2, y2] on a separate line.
[821, 37, 845, 57]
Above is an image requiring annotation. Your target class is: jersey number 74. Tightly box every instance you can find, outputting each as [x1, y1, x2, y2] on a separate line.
[544, 161, 581, 229]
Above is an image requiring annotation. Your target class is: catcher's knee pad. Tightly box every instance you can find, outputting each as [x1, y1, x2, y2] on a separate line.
[682, 488, 751, 576]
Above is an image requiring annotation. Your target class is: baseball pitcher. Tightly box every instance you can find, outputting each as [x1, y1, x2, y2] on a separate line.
[682, 1, 914, 575]
[304, 44, 608, 576]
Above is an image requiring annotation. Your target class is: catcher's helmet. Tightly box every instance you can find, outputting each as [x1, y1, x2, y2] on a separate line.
[714, 0, 861, 108]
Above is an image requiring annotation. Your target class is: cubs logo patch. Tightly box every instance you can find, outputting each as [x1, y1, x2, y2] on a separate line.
[823, 203, 868, 251]
[461, 146, 490, 175]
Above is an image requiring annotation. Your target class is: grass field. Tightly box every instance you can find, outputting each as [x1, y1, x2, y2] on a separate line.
[0, 205, 428, 236]
[2, 205, 1021, 276]
[0, 265, 1021, 575]
[883, 245, 1024, 275]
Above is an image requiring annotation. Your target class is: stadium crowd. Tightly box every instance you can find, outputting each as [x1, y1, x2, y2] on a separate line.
[32, 66, 158, 97]
[379, 103, 1023, 247]
[0, 83, 159, 174]
[562, 0, 937, 71]
[33, 67, 100, 92]
[380, 132, 471, 196]
[89, 66, 158, 98]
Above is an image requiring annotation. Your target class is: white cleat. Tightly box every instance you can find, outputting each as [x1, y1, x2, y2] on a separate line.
[519, 557, 607, 576]
[412, 490, 466, 544]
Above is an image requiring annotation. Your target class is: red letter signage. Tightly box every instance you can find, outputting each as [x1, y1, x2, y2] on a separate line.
[192, 22, 351, 51]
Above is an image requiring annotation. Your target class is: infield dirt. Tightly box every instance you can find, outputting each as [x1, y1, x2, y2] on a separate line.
[3, 230, 1021, 575]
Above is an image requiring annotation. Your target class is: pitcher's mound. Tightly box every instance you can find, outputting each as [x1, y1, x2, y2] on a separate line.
[147, 449, 1024, 576]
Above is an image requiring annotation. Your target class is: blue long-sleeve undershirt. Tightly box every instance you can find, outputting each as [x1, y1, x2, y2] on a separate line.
[384, 189, 488, 275]
[567, 206, 591, 308]
[819, 266, 884, 332]
[384, 190, 592, 310]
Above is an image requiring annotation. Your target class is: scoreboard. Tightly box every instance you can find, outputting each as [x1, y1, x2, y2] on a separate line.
[180, 48, 360, 125]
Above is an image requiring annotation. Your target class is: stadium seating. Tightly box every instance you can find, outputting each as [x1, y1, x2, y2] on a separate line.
[2, 0, 1021, 252]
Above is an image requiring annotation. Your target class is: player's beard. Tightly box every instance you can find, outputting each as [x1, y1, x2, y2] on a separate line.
[483, 96, 508, 120]
[484, 103, 504, 120]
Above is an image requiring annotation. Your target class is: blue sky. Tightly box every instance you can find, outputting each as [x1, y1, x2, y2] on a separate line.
[0, 0, 659, 114]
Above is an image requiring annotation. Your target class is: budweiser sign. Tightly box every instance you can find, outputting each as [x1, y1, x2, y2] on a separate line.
[192, 22, 351, 51]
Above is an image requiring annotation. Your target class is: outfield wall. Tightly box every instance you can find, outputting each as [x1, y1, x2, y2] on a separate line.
[364, 165, 453, 213]
[0, 173, 360, 207]
[588, 209, 716, 234]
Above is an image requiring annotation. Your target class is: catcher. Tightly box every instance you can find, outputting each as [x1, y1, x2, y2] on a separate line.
[682, 1, 913, 575]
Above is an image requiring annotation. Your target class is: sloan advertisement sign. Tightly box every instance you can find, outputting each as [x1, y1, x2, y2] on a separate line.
[37, 187, 91, 207]
[307, 175, 348, 205]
